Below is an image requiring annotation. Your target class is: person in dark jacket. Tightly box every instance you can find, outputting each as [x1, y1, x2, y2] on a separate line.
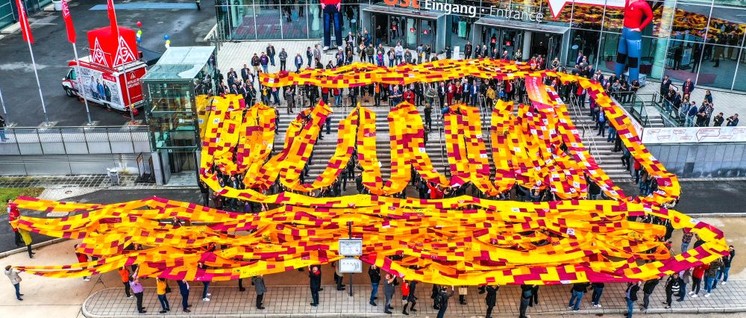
[252, 275, 266, 309]
[718, 245, 736, 284]
[369, 265, 381, 306]
[518, 284, 532, 318]
[435, 286, 454, 318]
[309, 266, 322, 306]
[641, 278, 659, 311]
[625, 282, 640, 318]
[664, 272, 682, 308]
[484, 285, 499, 318]
[591, 282, 604, 307]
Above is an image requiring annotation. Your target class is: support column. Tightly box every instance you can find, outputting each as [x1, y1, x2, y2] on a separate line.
[522, 31, 532, 61]
[651, 0, 676, 79]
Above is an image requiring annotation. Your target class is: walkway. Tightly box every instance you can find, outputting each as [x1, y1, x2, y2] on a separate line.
[83, 281, 746, 317]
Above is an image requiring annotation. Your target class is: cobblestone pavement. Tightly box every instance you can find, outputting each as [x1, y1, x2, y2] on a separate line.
[83, 280, 746, 317]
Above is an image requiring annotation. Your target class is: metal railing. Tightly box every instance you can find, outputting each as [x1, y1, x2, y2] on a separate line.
[648, 92, 687, 127]
[0, 125, 151, 156]
[568, 94, 601, 161]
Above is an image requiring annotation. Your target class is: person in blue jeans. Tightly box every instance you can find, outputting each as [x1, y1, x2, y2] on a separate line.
[625, 282, 640, 318]
[567, 282, 589, 311]
[321, 0, 343, 50]
[703, 258, 722, 297]
[718, 245, 736, 285]
[368, 265, 380, 306]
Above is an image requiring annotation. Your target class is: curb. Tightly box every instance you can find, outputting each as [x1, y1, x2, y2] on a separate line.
[0, 237, 66, 259]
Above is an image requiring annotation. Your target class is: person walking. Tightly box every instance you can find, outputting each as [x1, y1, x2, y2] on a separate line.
[641, 278, 659, 311]
[519, 284, 532, 318]
[156, 278, 171, 313]
[383, 273, 396, 314]
[567, 282, 589, 311]
[177, 279, 192, 312]
[4, 265, 23, 301]
[130, 273, 146, 313]
[0, 114, 7, 142]
[484, 285, 498, 318]
[252, 275, 266, 309]
[309, 265, 322, 307]
[403, 280, 417, 315]
[590, 282, 604, 307]
[664, 272, 682, 308]
[625, 282, 640, 318]
[118, 266, 132, 298]
[435, 286, 454, 318]
[368, 264, 381, 306]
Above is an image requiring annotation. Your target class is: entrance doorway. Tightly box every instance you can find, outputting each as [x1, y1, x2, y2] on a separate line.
[530, 32, 562, 68]
[475, 18, 569, 66]
[370, 12, 436, 50]
[479, 28, 523, 58]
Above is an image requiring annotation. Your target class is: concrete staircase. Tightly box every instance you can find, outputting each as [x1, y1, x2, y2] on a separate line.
[563, 98, 635, 182]
[273, 102, 450, 182]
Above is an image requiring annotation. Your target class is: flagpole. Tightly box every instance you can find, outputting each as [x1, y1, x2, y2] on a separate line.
[26, 40, 49, 124]
[71, 42, 93, 125]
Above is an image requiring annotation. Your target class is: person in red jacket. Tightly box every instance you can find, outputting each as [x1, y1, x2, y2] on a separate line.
[321, 0, 343, 50]
[7, 200, 22, 247]
[690, 263, 706, 297]
[403, 87, 415, 105]
[615, 0, 653, 84]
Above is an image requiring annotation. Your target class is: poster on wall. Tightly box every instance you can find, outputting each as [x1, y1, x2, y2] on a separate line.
[77, 66, 123, 108]
[642, 126, 746, 144]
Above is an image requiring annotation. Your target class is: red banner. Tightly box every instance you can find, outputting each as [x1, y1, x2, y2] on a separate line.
[61, 0, 75, 44]
[15, 0, 33, 44]
[107, 0, 119, 38]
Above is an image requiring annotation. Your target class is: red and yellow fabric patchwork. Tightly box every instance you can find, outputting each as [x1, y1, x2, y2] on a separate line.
[11, 61, 723, 287]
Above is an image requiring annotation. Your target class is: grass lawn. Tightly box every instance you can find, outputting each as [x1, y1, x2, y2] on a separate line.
[0, 188, 45, 214]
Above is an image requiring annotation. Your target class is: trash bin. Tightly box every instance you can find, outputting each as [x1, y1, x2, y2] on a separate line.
[107, 168, 120, 186]
[52, 0, 62, 11]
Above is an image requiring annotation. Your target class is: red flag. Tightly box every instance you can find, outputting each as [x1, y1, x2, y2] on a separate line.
[15, 0, 33, 44]
[107, 0, 119, 37]
[61, 0, 75, 44]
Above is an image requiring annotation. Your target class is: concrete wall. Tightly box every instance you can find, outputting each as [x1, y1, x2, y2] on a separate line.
[0, 154, 141, 175]
[647, 143, 746, 178]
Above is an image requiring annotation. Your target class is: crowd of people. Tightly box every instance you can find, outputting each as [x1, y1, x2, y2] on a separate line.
[659, 76, 739, 127]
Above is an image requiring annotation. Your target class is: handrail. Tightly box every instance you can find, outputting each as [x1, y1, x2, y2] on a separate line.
[567, 93, 601, 161]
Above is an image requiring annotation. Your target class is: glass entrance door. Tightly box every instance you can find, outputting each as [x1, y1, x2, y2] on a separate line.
[530, 32, 562, 68]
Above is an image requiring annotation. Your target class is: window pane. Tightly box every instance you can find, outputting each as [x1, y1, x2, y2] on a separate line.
[697, 44, 736, 89]
[572, 3, 604, 31]
[256, 5, 283, 39]
[282, 4, 309, 38]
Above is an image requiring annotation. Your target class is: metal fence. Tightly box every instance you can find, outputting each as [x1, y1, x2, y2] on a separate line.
[0, 125, 151, 156]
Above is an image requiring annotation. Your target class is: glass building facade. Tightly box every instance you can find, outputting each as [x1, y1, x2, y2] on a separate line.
[215, 0, 746, 91]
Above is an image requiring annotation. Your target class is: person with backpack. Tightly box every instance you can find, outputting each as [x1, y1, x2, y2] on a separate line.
[435, 286, 454, 318]
[625, 282, 640, 318]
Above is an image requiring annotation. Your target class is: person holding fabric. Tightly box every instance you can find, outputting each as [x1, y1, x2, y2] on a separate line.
[130, 272, 146, 313]
[7, 200, 22, 247]
[156, 278, 171, 313]
[484, 285, 498, 318]
[615, 0, 653, 84]
[368, 264, 381, 306]
[177, 279, 192, 312]
[252, 275, 266, 309]
[624, 281, 640, 318]
[4, 265, 23, 301]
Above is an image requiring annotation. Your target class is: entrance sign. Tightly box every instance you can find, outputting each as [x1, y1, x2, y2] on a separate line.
[385, 0, 545, 22]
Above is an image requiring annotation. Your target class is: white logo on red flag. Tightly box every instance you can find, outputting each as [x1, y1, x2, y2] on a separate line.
[92, 38, 109, 67]
[113, 35, 136, 67]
